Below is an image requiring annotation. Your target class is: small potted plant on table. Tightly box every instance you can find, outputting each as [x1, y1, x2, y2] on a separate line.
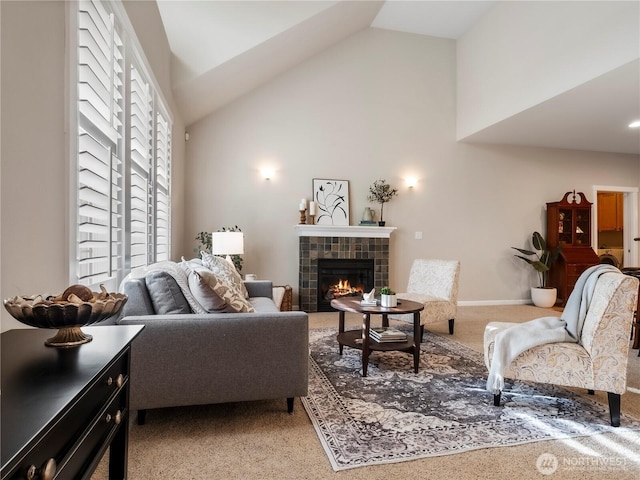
[379, 286, 397, 308]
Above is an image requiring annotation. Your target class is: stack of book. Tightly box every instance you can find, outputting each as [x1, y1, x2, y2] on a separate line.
[369, 327, 407, 343]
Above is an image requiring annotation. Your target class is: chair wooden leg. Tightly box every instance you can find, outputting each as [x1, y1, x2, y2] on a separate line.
[493, 391, 501, 406]
[607, 392, 621, 427]
[137, 409, 147, 425]
[448, 319, 454, 335]
[420, 325, 424, 342]
[587, 389, 594, 395]
[287, 397, 294, 413]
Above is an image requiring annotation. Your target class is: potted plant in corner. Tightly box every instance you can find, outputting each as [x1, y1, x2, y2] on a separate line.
[379, 286, 397, 308]
[512, 231, 562, 308]
[367, 179, 398, 226]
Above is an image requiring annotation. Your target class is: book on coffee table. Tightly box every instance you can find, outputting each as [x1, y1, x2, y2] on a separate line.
[369, 327, 407, 343]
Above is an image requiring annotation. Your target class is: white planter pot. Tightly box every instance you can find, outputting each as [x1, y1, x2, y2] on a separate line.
[531, 287, 557, 308]
[381, 294, 397, 308]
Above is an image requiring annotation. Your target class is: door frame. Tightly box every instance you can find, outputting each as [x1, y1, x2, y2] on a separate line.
[592, 185, 639, 268]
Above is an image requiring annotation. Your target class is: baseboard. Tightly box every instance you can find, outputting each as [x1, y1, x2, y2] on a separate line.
[457, 299, 532, 306]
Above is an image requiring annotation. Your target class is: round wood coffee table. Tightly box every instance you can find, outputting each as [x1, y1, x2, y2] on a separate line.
[330, 297, 424, 377]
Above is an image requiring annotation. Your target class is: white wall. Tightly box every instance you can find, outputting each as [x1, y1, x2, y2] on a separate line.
[0, 0, 182, 331]
[183, 27, 640, 305]
[457, 1, 640, 139]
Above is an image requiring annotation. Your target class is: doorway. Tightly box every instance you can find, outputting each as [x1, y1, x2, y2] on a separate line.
[592, 185, 639, 268]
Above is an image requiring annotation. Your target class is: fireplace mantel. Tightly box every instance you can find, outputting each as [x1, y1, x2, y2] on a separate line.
[295, 225, 396, 238]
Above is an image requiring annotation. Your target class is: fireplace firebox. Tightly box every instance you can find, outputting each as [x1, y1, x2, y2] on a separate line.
[317, 258, 375, 312]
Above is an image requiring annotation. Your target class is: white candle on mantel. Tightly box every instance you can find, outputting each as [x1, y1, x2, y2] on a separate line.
[309, 201, 317, 215]
[301, 198, 307, 209]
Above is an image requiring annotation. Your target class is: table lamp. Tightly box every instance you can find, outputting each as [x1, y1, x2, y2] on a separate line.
[211, 231, 244, 266]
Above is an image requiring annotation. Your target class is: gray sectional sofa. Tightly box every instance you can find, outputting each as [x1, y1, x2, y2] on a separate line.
[106, 261, 308, 424]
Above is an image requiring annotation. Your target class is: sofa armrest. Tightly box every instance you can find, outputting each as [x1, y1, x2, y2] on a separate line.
[244, 280, 273, 299]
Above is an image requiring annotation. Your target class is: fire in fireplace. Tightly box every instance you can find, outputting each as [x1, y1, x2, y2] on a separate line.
[317, 258, 375, 312]
[326, 278, 363, 300]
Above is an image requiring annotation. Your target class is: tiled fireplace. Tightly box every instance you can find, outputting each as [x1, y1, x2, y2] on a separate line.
[296, 225, 396, 312]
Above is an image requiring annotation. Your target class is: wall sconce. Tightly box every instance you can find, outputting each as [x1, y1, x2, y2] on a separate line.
[405, 177, 417, 188]
[261, 168, 275, 180]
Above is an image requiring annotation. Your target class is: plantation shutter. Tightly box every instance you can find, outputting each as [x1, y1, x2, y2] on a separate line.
[76, 0, 124, 285]
[155, 110, 171, 261]
[129, 64, 153, 269]
[73, 0, 173, 287]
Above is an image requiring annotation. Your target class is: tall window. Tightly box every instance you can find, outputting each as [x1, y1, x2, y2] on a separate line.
[73, 0, 171, 288]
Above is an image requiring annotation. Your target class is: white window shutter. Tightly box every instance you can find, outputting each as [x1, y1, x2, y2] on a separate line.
[73, 0, 172, 287]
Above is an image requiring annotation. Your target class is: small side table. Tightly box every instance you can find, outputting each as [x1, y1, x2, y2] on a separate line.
[330, 297, 424, 376]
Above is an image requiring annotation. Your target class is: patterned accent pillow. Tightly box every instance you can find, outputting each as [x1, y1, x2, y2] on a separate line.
[186, 268, 236, 313]
[201, 252, 249, 299]
[196, 268, 255, 313]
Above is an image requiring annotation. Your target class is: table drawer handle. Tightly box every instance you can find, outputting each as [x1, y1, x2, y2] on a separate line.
[114, 410, 122, 425]
[107, 374, 124, 388]
[26, 458, 56, 480]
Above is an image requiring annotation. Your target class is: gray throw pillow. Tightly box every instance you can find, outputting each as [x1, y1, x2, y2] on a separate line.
[145, 271, 191, 314]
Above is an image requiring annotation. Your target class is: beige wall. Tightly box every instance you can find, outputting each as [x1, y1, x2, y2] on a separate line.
[457, 1, 640, 139]
[183, 27, 640, 305]
[0, 0, 182, 331]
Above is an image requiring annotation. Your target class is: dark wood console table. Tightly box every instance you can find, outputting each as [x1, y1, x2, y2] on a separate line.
[1, 325, 144, 480]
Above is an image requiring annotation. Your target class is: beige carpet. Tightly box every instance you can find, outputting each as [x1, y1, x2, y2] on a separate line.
[93, 305, 640, 479]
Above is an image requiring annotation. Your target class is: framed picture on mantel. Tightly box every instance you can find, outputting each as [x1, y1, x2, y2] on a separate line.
[312, 179, 350, 226]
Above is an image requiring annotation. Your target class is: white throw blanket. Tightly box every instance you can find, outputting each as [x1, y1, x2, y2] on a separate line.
[486, 264, 620, 393]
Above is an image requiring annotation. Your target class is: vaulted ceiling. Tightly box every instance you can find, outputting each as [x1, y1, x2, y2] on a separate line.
[157, 1, 640, 155]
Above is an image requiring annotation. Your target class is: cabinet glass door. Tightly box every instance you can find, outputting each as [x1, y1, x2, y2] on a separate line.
[558, 208, 573, 244]
[575, 208, 590, 245]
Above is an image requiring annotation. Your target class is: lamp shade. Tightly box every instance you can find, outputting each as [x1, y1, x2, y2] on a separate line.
[211, 231, 244, 255]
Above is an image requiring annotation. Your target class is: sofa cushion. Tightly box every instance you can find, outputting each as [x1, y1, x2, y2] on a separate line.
[201, 252, 249, 299]
[145, 271, 191, 314]
[187, 268, 236, 313]
[250, 297, 280, 313]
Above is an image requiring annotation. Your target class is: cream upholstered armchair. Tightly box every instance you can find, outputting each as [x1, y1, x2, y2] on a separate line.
[484, 271, 639, 427]
[389, 259, 460, 340]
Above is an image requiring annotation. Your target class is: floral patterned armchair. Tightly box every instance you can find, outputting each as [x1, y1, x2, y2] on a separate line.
[389, 259, 460, 340]
[484, 272, 639, 426]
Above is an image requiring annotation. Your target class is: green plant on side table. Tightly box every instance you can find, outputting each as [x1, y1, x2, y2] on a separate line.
[379, 286, 397, 308]
[512, 231, 562, 307]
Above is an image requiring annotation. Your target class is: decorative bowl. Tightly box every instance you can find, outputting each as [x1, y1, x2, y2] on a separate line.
[4, 286, 127, 347]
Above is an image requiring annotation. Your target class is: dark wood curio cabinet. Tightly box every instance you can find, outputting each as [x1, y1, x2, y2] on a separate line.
[546, 191, 600, 305]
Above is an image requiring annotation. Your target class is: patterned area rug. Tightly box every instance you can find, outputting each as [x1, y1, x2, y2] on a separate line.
[302, 328, 640, 471]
